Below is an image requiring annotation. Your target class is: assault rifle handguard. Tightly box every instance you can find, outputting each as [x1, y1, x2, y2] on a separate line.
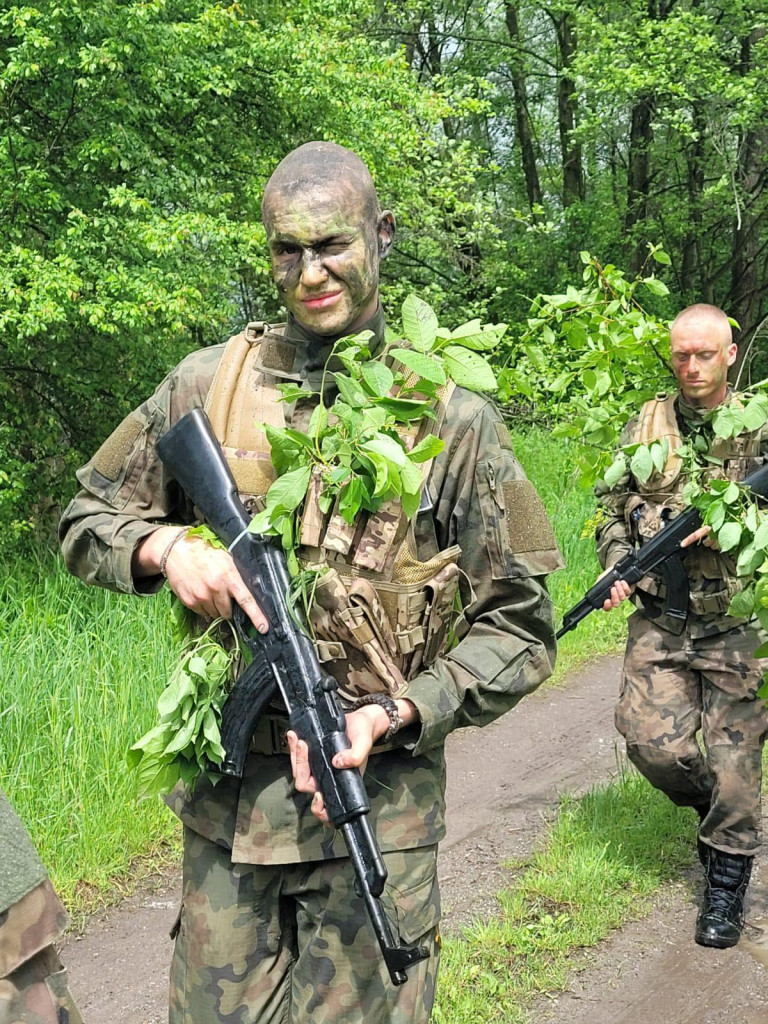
[156, 408, 429, 986]
[557, 461, 768, 640]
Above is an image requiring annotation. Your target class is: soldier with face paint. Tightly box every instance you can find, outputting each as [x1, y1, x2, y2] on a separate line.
[60, 142, 562, 1023]
[0, 787, 83, 1024]
[596, 303, 768, 951]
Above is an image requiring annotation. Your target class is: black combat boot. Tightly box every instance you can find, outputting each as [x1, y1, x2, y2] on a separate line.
[695, 848, 753, 949]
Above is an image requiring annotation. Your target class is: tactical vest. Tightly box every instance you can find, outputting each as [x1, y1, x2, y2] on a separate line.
[626, 392, 764, 614]
[205, 322, 461, 702]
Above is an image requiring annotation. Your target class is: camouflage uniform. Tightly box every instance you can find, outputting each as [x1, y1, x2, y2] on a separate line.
[0, 788, 82, 1024]
[596, 391, 768, 856]
[60, 311, 562, 1022]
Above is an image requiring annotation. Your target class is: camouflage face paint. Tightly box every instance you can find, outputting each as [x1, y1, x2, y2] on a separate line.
[264, 183, 394, 338]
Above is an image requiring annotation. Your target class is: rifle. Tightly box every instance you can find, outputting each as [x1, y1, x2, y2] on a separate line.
[557, 461, 768, 640]
[156, 408, 428, 986]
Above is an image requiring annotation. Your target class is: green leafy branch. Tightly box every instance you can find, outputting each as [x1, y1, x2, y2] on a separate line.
[601, 388, 768, 632]
[127, 620, 236, 799]
[248, 294, 504, 574]
[498, 244, 676, 486]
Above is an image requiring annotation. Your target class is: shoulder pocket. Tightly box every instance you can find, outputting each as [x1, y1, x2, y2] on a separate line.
[475, 456, 564, 579]
[78, 406, 165, 512]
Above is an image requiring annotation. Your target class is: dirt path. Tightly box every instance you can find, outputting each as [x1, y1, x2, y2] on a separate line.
[60, 655, 768, 1022]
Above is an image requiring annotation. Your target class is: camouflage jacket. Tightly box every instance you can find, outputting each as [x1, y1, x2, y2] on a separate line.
[595, 390, 768, 638]
[60, 315, 563, 865]
[0, 787, 68, 979]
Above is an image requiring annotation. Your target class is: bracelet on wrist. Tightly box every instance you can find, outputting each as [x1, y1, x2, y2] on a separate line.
[349, 693, 404, 743]
[159, 527, 191, 578]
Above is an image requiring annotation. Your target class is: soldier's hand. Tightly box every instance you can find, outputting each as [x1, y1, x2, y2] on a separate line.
[287, 731, 333, 825]
[681, 524, 720, 550]
[134, 526, 269, 632]
[597, 568, 634, 611]
[288, 700, 418, 824]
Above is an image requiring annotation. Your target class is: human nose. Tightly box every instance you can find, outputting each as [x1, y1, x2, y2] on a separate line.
[300, 250, 328, 288]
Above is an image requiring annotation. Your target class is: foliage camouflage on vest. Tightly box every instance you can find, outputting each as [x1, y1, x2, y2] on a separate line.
[610, 391, 767, 618]
[205, 322, 461, 701]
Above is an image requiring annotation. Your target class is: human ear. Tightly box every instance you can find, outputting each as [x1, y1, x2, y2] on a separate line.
[377, 211, 396, 259]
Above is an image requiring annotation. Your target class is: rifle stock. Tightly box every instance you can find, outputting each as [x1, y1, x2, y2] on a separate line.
[156, 408, 429, 986]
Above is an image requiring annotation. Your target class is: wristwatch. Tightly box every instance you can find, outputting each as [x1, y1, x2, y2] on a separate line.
[350, 693, 404, 743]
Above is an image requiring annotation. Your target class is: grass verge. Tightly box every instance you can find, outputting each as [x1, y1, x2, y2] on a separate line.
[433, 768, 695, 1023]
[0, 554, 181, 913]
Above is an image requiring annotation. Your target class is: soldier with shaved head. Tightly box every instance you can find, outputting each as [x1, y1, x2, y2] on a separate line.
[595, 303, 768, 950]
[60, 142, 561, 1022]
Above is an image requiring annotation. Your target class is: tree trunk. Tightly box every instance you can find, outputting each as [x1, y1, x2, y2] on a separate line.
[625, 92, 655, 271]
[504, 2, 542, 210]
[552, 10, 584, 207]
[680, 105, 705, 299]
[727, 27, 767, 372]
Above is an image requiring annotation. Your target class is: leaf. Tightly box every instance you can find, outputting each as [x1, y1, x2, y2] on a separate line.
[650, 441, 667, 475]
[443, 346, 497, 392]
[704, 500, 726, 532]
[753, 519, 768, 550]
[399, 458, 423, 497]
[390, 348, 446, 385]
[728, 586, 755, 618]
[742, 393, 768, 432]
[361, 361, 394, 397]
[642, 276, 669, 296]
[361, 435, 407, 466]
[722, 482, 740, 505]
[717, 520, 743, 552]
[374, 397, 433, 421]
[737, 543, 764, 577]
[652, 248, 672, 265]
[401, 294, 439, 352]
[602, 455, 627, 489]
[339, 476, 364, 523]
[409, 434, 444, 463]
[265, 465, 312, 515]
[334, 373, 368, 408]
[630, 445, 654, 484]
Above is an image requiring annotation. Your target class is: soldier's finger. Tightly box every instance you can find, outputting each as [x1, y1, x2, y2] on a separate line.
[231, 585, 269, 633]
[288, 733, 316, 793]
[681, 525, 711, 548]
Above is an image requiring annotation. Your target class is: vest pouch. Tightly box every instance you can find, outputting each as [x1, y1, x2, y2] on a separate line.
[309, 568, 408, 702]
[420, 563, 461, 672]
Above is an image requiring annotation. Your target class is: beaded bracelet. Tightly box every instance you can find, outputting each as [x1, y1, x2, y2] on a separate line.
[159, 526, 191, 578]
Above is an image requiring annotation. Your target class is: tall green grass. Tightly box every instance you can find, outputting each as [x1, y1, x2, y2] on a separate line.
[0, 556, 180, 908]
[510, 428, 627, 677]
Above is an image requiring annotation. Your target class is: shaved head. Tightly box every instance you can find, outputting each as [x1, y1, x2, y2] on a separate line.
[669, 303, 737, 409]
[670, 304, 733, 348]
[262, 142, 380, 229]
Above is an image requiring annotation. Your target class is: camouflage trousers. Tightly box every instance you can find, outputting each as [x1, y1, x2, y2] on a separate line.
[0, 946, 81, 1024]
[0, 879, 82, 1024]
[169, 827, 441, 1024]
[617, 612, 768, 856]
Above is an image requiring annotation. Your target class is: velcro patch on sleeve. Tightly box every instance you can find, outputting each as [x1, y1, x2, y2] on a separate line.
[494, 421, 515, 451]
[92, 413, 144, 482]
[502, 479, 557, 552]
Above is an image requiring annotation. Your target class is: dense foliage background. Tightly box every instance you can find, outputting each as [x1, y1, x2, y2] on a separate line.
[1, 0, 767, 546]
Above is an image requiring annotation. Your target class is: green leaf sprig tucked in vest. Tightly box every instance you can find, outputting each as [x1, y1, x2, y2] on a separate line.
[602, 384, 768, 632]
[247, 294, 504, 575]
